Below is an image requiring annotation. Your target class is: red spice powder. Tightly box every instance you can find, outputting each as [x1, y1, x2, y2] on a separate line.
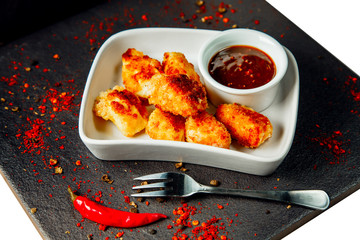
[124, 195, 130, 203]
[347, 76, 360, 102]
[141, 14, 148, 21]
[309, 128, 349, 165]
[170, 203, 229, 240]
[344, 76, 360, 117]
[191, 217, 225, 239]
[17, 117, 49, 154]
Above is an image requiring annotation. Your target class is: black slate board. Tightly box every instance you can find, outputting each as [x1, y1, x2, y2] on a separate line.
[1, 0, 360, 239]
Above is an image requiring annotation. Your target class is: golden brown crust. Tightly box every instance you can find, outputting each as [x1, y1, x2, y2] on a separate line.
[185, 111, 231, 149]
[163, 52, 201, 83]
[215, 103, 272, 148]
[148, 74, 208, 117]
[122, 48, 162, 98]
[93, 86, 148, 137]
[146, 108, 186, 141]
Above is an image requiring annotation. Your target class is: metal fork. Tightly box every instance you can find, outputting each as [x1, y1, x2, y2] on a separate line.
[132, 172, 330, 210]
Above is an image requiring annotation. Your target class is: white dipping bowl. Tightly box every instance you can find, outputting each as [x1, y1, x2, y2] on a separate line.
[198, 28, 288, 112]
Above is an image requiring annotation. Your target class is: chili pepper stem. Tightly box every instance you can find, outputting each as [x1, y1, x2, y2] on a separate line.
[67, 186, 78, 202]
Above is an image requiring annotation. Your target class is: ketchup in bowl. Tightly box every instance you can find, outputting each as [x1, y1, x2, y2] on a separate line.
[208, 45, 276, 89]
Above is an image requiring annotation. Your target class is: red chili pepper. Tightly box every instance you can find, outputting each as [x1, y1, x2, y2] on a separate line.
[67, 186, 167, 228]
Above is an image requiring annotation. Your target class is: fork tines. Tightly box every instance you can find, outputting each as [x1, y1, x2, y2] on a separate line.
[132, 172, 174, 197]
[132, 181, 170, 190]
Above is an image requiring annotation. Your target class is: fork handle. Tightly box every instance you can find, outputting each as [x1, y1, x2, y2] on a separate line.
[198, 186, 330, 210]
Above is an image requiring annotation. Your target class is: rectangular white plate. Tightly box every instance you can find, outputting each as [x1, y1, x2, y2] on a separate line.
[79, 28, 299, 176]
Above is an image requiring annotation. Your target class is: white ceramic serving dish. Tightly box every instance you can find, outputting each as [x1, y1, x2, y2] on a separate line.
[79, 28, 299, 176]
[198, 28, 288, 112]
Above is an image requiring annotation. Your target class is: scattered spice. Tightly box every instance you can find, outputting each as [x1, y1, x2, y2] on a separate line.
[49, 158, 58, 166]
[175, 162, 183, 169]
[210, 179, 220, 186]
[129, 201, 138, 208]
[101, 174, 114, 184]
[11, 106, 19, 112]
[55, 167, 63, 174]
[115, 231, 124, 238]
[191, 217, 225, 239]
[31, 208, 37, 214]
[124, 195, 130, 203]
[218, 6, 227, 14]
[130, 207, 139, 213]
[192, 220, 200, 226]
[309, 128, 349, 164]
[195, 0, 204, 7]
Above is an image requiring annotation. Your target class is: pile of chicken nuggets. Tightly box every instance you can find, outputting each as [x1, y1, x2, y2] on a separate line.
[93, 48, 272, 149]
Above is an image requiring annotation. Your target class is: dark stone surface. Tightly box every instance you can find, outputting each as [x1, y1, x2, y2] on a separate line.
[1, 0, 359, 239]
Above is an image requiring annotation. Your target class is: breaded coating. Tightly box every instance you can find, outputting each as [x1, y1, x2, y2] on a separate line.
[93, 86, 149, 137]
[185, 111, 231, 149]
[122, 48, 162, 98]
[215, 103, 272, 148]
[146, 108, 186, 141]
[163, 52, 201, 83]
[148, 74, 208, 117]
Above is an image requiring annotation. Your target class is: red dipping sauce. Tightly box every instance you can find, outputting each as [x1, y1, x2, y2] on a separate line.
[208, 45, 276, 89]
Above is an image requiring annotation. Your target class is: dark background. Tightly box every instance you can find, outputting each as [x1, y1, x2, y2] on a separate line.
[0, 0, 105, 45]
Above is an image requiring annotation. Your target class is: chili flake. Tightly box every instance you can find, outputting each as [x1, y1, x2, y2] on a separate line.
[115, 231, 124, 238]
[141, 14, 148, 21]
[124, 195, 130, 203]
[49, 158, 58, 165]
[192, 220, 199, 226]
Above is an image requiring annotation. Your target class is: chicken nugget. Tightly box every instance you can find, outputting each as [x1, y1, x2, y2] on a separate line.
[148, 74, 208, 117]
[163, 52, 201, 83]
[93, 86, 148, 137]
[215, 103, 272, 148]
[146, 108, 186, 141]
[185, 111, 231, 149]
[122, 48, 162, 98]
